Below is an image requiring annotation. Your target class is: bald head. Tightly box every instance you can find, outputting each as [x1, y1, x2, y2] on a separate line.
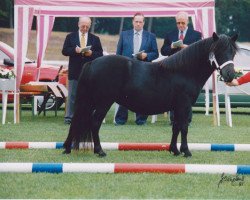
[78, 17, 91, 34]
[176, 11, 189, 21]
[79, 17, 91, 24]
[175, 11, 189, 32]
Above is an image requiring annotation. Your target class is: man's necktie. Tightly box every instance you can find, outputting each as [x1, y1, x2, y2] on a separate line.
[80, 33, 86, 48]
[134, 32, 140, 53]
[179, 31, 184, 40]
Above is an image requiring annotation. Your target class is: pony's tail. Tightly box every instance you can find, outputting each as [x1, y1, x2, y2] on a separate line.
[63, 61, 94, 153]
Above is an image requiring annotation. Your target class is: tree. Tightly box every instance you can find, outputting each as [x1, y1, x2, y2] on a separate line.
[215, 0, 250, 41]
[0, 0, 14, 28]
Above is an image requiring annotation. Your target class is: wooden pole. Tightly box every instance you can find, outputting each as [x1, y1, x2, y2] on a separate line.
[119, 18, 124, 34]
[212, 72, 219, 126]
[14, 92, 20, 124]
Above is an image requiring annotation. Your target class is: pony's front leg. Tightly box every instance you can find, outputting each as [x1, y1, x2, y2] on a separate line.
[180, 123, 192, 157]
[169, 122, 181, 156]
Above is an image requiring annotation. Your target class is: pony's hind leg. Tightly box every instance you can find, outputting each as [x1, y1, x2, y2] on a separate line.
[169, 122, 181, 156]
[91, 102, 113, 157]
[63, 106, 93, 154]
[63, 125, 74, 154]
[63, 94, 94, 154]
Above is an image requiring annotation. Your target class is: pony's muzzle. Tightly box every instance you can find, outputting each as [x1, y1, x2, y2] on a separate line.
[221, 64, 235, 82]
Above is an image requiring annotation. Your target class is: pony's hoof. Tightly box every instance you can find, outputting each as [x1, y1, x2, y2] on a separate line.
[169, 146, 180, 156]
[180, 148, 192, 157]
[62, 149, 71, 154]
[183, 151, 192, 157]
[94, 148, 107, 157]
[95, 150, 107, 157]
[172, 151, 181, 156]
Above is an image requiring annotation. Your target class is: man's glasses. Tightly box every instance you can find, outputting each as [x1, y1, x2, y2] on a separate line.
[81, 25, 90, 29]
[176, 22, 186, 25]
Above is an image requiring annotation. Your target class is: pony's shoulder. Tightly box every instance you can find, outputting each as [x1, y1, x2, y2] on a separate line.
[156, 56, 170, 69]
[105, 54, 133, 62]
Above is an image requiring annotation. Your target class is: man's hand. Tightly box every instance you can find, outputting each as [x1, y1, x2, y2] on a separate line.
[180, 44, 188, 49]
[75, 46, 82, 53]
[137, 52, 147, 60]
[83, 50, 92, 57]
[75, 46, 92, 57]
[226, 79, 239, 86]
[171, 43, 188, 49]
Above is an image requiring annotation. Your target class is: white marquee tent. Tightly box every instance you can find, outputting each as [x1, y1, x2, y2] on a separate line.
[13, 0, 218, 123]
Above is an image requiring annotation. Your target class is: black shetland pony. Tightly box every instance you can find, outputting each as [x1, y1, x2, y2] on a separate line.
[63, 33, 238, 157]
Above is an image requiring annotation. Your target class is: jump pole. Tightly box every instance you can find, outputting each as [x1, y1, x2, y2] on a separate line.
[0, 163, 249, 174]
[1, 142, 250, 152]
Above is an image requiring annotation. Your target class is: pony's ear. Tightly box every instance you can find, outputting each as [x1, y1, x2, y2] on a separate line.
[231, 34, 238, 42]
[212, 32, 219, 41]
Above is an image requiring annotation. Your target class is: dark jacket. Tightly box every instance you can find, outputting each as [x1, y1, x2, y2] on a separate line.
[62, 32, 103, 80]
[116, 29, 159, 62]
[161, 28, 202, 56]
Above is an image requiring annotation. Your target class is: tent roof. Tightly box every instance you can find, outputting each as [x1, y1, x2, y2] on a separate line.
[15, 0, 215, 17]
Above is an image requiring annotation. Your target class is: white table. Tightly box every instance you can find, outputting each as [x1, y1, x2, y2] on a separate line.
[20, 82, 68, 116]
[217, 81, 250, 127]
[0, 79, 15, 124]
[1, 80, 68, 124]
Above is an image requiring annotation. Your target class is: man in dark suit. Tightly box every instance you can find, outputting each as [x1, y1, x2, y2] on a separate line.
[62, 17, 103, 124]
[115, 12, 159, 125]
[161, 11, 202, 126]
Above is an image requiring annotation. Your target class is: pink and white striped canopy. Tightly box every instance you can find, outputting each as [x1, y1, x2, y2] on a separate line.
[13, 0, 216, 122]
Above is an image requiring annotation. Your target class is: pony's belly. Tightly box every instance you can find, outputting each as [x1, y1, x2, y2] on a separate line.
[116, 98, 171, 115]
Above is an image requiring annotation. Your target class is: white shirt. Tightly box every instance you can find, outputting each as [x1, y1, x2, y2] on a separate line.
[134, 29, 143, 50]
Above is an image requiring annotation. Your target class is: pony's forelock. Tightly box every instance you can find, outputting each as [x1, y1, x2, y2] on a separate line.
[210, 34, 239, 55]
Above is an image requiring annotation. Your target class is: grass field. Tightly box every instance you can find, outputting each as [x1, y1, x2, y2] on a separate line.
[0, 105, 250, 199]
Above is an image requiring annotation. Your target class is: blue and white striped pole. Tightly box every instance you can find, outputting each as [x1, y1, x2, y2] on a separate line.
[0, 163, 249, 174]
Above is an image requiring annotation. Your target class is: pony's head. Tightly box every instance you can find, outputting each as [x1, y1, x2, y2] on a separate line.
[209, 32, 238, 82]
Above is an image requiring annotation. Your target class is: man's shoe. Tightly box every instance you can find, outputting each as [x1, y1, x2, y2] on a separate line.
[136, 121, 146, 125]
[114, 121, 125, 126]
[64, 120, 71, 125]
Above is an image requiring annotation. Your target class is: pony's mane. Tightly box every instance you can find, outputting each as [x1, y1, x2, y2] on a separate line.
[159, 34, 238, 72]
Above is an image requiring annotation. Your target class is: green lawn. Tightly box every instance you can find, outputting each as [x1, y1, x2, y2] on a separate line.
[0, 105, 250, 199]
